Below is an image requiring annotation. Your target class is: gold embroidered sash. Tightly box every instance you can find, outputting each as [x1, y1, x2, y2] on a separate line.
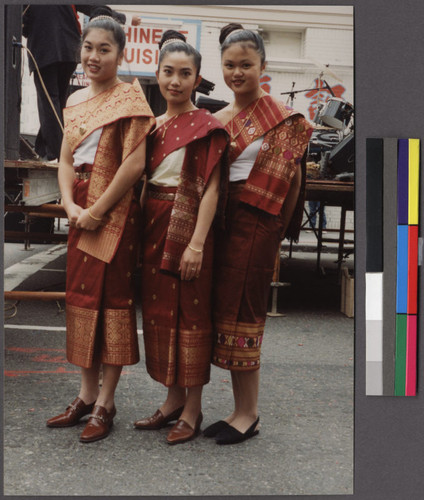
[227, 95, 312, 216]
[63, 79, 155, 263]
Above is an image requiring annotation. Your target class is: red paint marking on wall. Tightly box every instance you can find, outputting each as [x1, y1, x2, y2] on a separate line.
[305, 78, 346, 121]
[260, 74, 272, 94]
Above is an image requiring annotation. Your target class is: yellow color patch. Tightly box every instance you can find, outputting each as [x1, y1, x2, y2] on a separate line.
[408, 139, 420, 225]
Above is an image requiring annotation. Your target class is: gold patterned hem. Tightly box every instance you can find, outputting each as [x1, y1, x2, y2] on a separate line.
[66, 304, 99, 368]
[177, 328, 212, 387]
[143, 325, 211, 387]
[101, 308, 140, 366]
[143, 325, 177, 387]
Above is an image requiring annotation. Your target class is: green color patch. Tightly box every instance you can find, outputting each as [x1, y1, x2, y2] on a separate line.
[394, 314, 407, 396]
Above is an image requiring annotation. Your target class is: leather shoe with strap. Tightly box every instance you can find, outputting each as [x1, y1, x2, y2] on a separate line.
[134, 406, 184, 430]
[79, 405, 116, 443]
[166, 412, 203, 445]
[46, 397, 95, 428]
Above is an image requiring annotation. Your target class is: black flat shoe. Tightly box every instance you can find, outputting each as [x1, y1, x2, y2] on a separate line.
[215, 417, 260, 445]
[203, 420, 230, 438]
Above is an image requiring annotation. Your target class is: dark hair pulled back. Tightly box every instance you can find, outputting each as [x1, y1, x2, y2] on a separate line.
[158, 29, 202, 76]
[219, 23, 266, 65]
[82, 15, 126, 53]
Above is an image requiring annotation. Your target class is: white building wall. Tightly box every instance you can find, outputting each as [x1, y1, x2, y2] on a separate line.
[20, 5, 353, 135]
[304, 28, 354, 66]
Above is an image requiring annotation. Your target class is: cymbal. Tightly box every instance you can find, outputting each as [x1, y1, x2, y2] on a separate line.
[308, 58, 344, 83]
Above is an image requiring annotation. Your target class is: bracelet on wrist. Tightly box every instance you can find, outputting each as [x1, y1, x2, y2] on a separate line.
[188, 243, 203, 253]
[88, 207, 102, 222]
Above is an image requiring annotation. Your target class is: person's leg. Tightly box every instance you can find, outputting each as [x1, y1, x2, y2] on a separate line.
[159, 385, 186, 416]
[204, 369, 260, 438]
[57, 62, 77, 110]
[226, 369, 259, 433]
[78, 360, 101, 404]
[46, 362, 100, 427]
[218, 370, 239, 425]
[308, 200, 318, 228]
[94, 364, 123, 412]
[79, 364, 121, 442]
[179, 385, 202, 429]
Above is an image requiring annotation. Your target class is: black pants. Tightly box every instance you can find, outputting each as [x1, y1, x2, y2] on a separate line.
[33, 61, 77, 160]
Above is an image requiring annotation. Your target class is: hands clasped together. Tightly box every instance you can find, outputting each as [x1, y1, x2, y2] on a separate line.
[66, 202, 105, 231]
[67, 202, 202, 280]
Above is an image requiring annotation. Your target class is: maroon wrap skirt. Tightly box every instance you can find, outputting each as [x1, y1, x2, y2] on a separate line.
[65, 167, 141, 368]
[212, 182, 283, 371]
[141, 186, 214, 387]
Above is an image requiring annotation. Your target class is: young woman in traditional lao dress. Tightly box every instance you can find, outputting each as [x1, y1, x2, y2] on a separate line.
[46, 16, 154, 443]
[133, 30, 228, 445]
[203, 23, 313, 444]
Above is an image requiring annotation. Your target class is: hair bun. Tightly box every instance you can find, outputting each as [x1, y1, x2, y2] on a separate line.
[219, 23, 244, 45]
[159, 29, 187, 50]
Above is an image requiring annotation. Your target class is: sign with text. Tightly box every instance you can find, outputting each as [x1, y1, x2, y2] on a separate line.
[122, 19, 201, 76]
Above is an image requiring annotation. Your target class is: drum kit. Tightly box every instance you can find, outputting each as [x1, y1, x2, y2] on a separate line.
[282, 73, 354, 180]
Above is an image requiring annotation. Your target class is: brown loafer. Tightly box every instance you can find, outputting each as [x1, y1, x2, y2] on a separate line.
[166, 412, 203, 445]
[46, 397, 95, 428]
[134, 406, 184, 430]
[79, 405, 116, 443]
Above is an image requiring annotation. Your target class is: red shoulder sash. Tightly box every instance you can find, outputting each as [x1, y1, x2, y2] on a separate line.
[148, 108, 224, 173]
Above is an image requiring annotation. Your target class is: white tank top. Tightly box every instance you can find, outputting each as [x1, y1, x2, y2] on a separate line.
[73, 128, 103, 167]
[229, 136, 264, 182]
[148, 147, 186, 187]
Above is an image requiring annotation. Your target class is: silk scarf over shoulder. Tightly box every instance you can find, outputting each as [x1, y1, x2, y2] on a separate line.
[148, 109, 229, 274]
[228, 94, 313, 218]
[63, 79, 155, 263]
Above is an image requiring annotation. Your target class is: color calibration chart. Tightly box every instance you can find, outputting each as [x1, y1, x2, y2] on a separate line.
[366, 138, 421, 396]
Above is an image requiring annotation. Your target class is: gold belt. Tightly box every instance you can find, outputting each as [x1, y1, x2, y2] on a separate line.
[147, 190, 176, 201]
[75, 171, 91, 180]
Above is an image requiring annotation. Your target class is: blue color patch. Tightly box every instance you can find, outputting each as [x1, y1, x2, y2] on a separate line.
[396, 225, 408, 313]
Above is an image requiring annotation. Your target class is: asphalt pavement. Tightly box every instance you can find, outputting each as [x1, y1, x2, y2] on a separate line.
[3, 231, 354, 497]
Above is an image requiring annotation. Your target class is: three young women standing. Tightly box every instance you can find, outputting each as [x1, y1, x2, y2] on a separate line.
[49, 17, 310, 447]
[203, 24, 313, 444]
[48, 16, 154, 442]
[134, 31, 228, 444]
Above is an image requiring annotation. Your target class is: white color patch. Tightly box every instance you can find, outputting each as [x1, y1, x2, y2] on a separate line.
[365, 272, 383, 320]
